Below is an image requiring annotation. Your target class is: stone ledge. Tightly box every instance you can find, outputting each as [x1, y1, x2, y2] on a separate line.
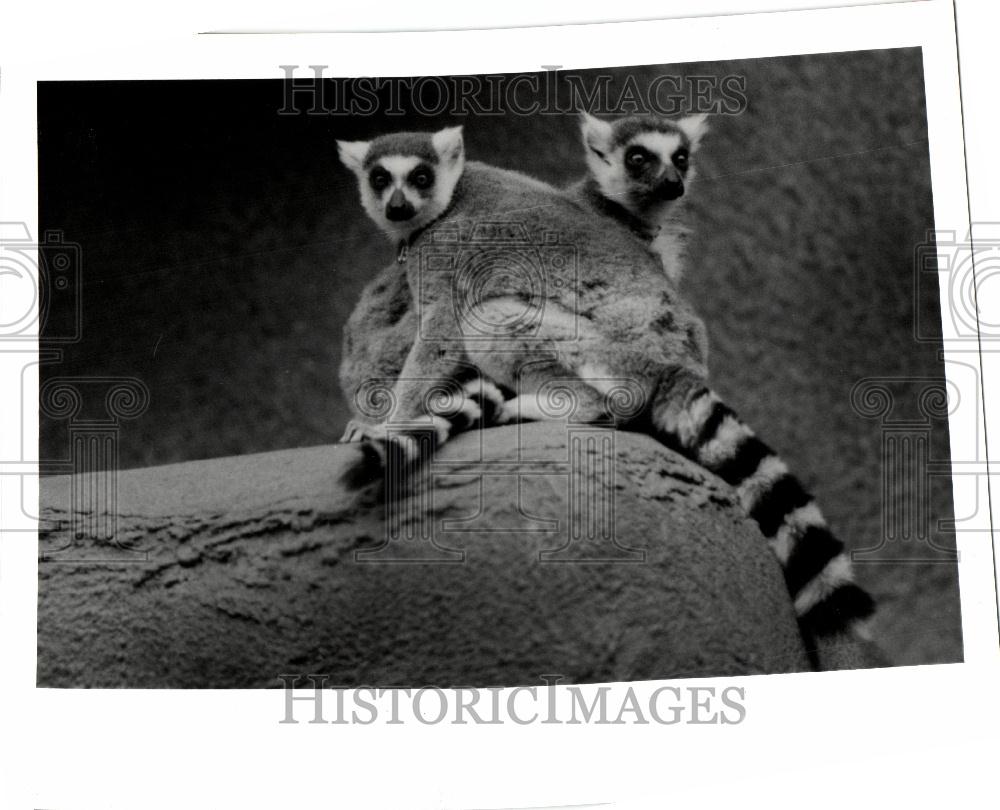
[37, 422, 812, 687]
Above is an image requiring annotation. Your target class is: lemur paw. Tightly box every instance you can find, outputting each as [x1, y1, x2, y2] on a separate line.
[460, 378, 507, 427]
[339, 420, 447, 491]
[339, 419, 372, 443]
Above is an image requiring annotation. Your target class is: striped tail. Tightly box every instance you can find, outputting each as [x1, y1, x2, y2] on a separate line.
[650, 372, 875, 648]
[341, 376, 507, 489]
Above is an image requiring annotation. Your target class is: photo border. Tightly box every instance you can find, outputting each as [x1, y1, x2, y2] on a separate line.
[1, 2, 997, 809]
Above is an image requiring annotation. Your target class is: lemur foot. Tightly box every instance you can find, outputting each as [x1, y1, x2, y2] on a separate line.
[459, 378, 507, 428]
[339, 378, 513, 491]
[338, 419, 447, 491]
[339, 419, 372, 443]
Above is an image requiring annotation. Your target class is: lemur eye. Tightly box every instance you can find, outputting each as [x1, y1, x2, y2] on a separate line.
[625, 147, 649, 168]
[673, 149, 690, 169]
[409, 166, 435, 190]
[369, 168, 391, 192]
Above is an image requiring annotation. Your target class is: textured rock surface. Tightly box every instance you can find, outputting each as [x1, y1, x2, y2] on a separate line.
[38, 423, 812, 687]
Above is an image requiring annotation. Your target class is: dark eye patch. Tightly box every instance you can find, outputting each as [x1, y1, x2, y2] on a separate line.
[624, 145, 658, 177]
[369, 166, 391, 192]
[672, 148, 690, 170]
[408, 164, 435, 191]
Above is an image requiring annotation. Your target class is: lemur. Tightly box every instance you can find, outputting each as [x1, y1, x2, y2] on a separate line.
[567, 111, 706, 285]
[340, 112, 706, 432]
[336, 124, 875, 664]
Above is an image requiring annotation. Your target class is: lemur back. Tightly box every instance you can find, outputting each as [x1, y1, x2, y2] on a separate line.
[339, 262, 416, 429]
[335, 125, 875, 667]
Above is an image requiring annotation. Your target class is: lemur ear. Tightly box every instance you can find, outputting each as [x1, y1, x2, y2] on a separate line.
[337, 139, 370, 174]
[432, 125, 464, 165]
[579, 111, 613, 159]
[677, 113, 710, 152]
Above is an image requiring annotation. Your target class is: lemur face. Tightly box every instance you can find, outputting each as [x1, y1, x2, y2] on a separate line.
[580, 113, 708, 223]
[337, 126, 465, 241]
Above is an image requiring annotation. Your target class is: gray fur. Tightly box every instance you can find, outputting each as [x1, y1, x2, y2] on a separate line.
[608, 115, 693, 151]
[359, 160, 708, 428]
[339, 116, 700, 422]
[363, 132, 439, 168]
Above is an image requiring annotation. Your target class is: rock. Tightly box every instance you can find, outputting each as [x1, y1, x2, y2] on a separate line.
[37, 422, 812, 687]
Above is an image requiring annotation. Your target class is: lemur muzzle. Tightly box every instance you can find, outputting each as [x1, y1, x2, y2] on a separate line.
[386, 189, 416, 221]
[658, 178, 685, 200]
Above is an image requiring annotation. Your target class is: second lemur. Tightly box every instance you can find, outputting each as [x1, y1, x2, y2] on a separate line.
[568, 111, 707, 284]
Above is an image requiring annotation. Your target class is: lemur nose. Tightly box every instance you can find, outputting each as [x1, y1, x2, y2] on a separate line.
[385, 189, 415, 221]
[658, 176, 685, 201]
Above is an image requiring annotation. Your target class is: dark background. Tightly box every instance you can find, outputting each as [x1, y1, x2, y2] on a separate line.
[38, 49, 962, 667]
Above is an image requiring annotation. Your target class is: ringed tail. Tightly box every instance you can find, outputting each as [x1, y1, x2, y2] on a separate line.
[651, 372, 876, 640]
[341, 377, 506, 489]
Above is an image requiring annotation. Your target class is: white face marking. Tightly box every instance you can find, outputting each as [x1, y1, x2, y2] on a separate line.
[368, 156, 425, 220]
[362, 155, 422, 224]
[356, 154, 460, 242]
[338, 127, 466, 243]
[585, 127, 695, 229]
[378, 156, 421, 193]
[585, 144, 629, 208]
[632, 132, 683, 166]
[578, 116, 708, 282]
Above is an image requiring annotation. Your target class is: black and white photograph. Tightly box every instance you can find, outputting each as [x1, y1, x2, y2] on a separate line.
[2, 1, 999, 808]
[34, 49, 964, 686]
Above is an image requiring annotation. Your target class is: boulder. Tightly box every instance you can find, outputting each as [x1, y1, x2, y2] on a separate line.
[37, 422, 812, 687]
